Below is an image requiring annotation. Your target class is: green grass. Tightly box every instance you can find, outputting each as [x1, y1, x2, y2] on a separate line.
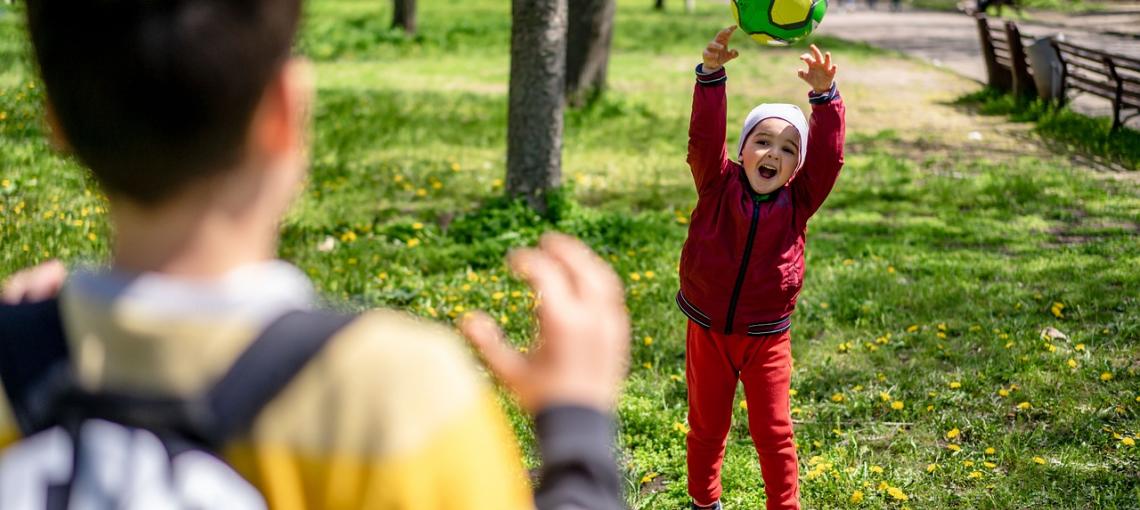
[957, 87, 1140, 171]
[2, 0, 1138, 508]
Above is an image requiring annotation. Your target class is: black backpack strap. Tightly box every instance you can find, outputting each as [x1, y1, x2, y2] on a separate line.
[0, 298, 70, 433]
[201, 309, 357, 446]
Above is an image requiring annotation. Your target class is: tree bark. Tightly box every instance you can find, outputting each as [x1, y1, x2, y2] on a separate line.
[507, 0, 568, 210]
[654, 0, 665, 11]
[566, 0, 615, 107]
[392, 0, 417, 35]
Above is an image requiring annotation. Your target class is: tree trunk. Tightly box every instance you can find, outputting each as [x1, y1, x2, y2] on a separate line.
[685, 0, 695, 13]
[654, 0, 665, 10]
[566, 0, 615, 107]
[392, 0, 417, 35]
[507, 0, 567, 210]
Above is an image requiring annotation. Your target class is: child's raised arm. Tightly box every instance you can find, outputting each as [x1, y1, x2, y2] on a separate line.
[687, 26, 739, 195]
[792, 45, 845, 227]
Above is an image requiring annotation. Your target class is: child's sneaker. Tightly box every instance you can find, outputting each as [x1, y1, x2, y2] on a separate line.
[691, 501, 723, 510]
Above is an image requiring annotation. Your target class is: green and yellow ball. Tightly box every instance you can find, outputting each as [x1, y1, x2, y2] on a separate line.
[731, 0, 828, 46]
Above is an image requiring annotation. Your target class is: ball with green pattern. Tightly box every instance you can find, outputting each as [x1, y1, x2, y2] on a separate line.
[732, 0, 828, 46]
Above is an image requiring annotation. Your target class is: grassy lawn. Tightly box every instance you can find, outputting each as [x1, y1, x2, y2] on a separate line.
[1, 0, 1138, 508]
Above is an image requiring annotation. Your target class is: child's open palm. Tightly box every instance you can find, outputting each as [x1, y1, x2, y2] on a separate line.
[702, 26, 740, 73]
[798, 44, 837, 94]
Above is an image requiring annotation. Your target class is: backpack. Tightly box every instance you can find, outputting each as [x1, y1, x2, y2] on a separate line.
[0, 299, 355, 509]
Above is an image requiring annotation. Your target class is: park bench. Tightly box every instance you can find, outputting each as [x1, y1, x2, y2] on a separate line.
[1049, 39, 1140, 130]
[975, 14, 1036, 98]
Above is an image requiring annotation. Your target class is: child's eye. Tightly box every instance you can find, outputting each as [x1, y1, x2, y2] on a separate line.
[756, 140, 769, 147]
[783, 148, 796, 155]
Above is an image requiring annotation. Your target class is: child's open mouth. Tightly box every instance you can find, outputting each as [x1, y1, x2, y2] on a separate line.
[758, 164, 778, 179]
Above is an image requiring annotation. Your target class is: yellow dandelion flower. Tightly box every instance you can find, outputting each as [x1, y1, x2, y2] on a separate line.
[1017, 401, 1031, 410]
[415, 188, 427, 197]
[643, 362, 652, 370]
[740, 400, 748, 410]
[891, 400, 905, 410]
[926, 463, 939, 473]
[492, 291, 506, 300]
[644, 271, 656, 279]
[1100, 372, 1114, 381]
[983, 461, 997, 469]
[906, 324, 919, 333]
[412, 222, 424, 230]
[949, 381, 962, 389]
[0, 179, 9, 187]
[406, 238, 421, 248]
[947, 444, 961, 452]
[926, 405, 934, 412]
[887, 486, 908, 501]
[340, 231, 357, 243]
[519, 346, 529, 354]
[639, 472, 658, 484]
[1075, 343, 1085, 351]
[1005, 341, 1015, 349]
[879, 391, 891, 401]
[853, 385, 864, 392]
[887, 266, 896, 273]
[450, 162, 462, 172]
[819, 302, 830, 309]
[938, 322, 947, 331]
[843, 258, 855, 266]
[937, 331, 947, 339]
[1032, 456, 1046, 465]
[963, 460, 975, 467]
[431, 181, 443, 190]
[629, 272, 641, 281]
[968, 471, 983, 479]
[849, 490, 864, 504]
[998, 388, 1010, 397]
[831, 393, 845, 403]
[789, 389, 798, 396]
[87, 233, 97, 242]
[1122, 437, 1135, 447]
[985, 447, 995, 455]
[499, 314, 509, 325]
[877, 481, 889, 491]
[946, 427, 960, 439]
[643, 336, 654, 346]
[1067, 359, 1078, 369]
[870, 465, 884, 474]
[670, 374, 683, 382]
[673, 422, 690, 434]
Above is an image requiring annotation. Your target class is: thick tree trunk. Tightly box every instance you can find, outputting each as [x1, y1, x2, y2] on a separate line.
[654, 0, 665, 10]
[507, 0, 567, 210]
[392, 0, 416, 35]
[566, 0, 615, 107]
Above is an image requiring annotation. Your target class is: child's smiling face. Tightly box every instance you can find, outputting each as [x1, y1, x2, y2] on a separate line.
[740, 117, 800, 195]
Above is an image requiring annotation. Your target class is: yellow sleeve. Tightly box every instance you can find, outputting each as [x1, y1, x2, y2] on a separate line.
[225, 310, 534, 510]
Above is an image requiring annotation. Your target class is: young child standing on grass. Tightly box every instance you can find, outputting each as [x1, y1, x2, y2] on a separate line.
[677, 26, 846, 510]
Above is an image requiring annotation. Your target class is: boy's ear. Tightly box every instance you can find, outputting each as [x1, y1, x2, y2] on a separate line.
[44, 100, 73, 154]
[250, 57, 315, 162]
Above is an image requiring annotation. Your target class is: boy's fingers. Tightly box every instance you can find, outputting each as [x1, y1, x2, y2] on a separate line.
[800, 53, 813, 65]
[1, 274, 28, 304]
[460, 312, 529, 393]
[509, 248, 574, 307]
[538, 233, 623, 304]
[797, 70, 810, 81]
[709, 42, 724, 52]
[811, 45, 824, 64]
[830, 63, 839, 76]
[824, 51, 832, 69]
[728, 49, 740, 60]
[714, 26, 736, 45]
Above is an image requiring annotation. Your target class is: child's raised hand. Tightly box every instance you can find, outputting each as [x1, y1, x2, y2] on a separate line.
[797, 44, 837, 94]
[702, 26, 740, 73]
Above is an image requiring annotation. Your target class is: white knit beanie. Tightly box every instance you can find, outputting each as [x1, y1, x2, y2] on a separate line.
[736, 103, 809, 173]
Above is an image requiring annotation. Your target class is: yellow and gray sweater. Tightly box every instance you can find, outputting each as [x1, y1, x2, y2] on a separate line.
[0, 262, 623, 509]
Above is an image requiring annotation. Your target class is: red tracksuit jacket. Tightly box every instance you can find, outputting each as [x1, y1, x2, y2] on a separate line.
[676, 65, 846, 336]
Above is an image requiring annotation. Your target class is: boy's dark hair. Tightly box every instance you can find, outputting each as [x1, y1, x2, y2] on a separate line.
[26, 0, 302, 205]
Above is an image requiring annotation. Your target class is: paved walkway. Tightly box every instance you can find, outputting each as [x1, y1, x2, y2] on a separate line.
[815, 7, 1140, 127]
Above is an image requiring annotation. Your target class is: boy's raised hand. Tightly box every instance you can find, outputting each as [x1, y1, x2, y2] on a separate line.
[460, 233, 630, 415]
[798, 44, 837, 94]
[702, 26, 740, 73]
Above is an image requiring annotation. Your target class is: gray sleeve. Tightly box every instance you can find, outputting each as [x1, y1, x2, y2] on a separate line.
[533, 405, 626, 510]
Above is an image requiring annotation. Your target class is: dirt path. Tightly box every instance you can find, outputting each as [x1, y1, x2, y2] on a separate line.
[815, 8, 1140, 128]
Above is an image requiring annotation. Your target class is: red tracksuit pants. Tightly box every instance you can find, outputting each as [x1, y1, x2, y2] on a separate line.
[685, 320, 799, 510]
